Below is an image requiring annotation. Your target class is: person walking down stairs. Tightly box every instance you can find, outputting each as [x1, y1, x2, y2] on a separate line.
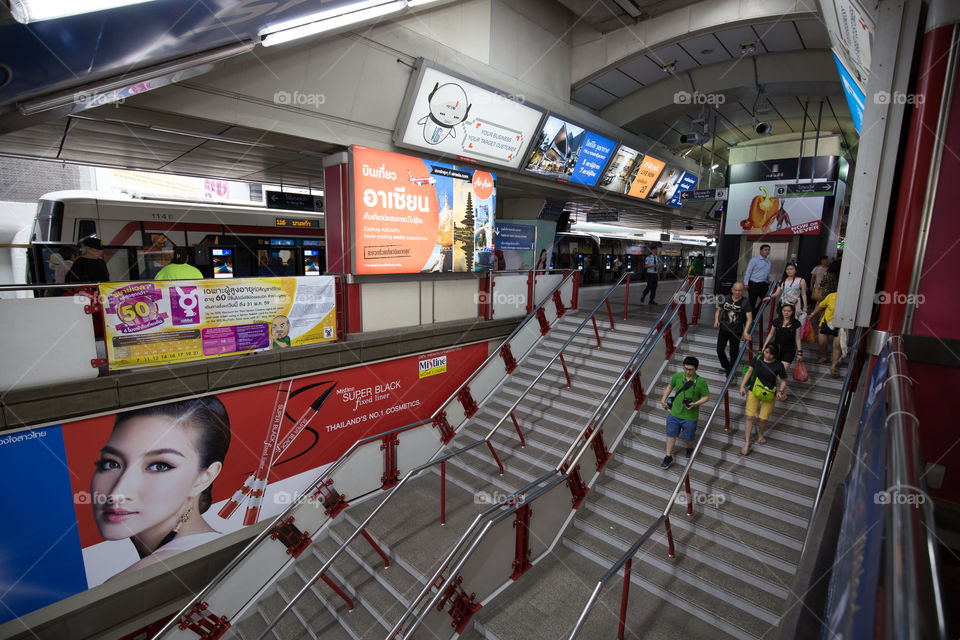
[658, 356, 710, 469]
[738, 344, 789, 455]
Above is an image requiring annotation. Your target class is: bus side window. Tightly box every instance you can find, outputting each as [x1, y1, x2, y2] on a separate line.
[77, 219, 97, 242]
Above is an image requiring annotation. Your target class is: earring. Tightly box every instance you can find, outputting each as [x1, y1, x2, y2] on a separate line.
[173, 506, 192, 533]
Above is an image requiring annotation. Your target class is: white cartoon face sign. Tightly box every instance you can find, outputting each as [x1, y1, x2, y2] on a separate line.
[417, 82, 471, 145]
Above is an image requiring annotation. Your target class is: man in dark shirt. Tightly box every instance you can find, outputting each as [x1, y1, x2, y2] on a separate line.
[713, 281, 753, 375]
[66, 237, 111, 283]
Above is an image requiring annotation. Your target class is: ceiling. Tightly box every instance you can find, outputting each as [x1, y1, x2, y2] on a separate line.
[0, 0, 856, 238]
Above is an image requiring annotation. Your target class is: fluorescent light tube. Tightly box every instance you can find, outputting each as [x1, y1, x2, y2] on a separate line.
[9, 0, 157, 23]
[260, 0, 404, 47]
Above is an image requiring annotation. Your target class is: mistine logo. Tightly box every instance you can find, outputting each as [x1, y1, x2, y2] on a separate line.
[362, 163, 397, 181]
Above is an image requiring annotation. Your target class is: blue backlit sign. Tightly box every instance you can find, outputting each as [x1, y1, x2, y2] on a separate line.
[668, 172, 699, 207]
[569, 132, 617, 186]
[834, 53, 864, 134]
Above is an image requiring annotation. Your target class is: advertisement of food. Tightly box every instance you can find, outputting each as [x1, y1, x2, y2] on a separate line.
[724, 157, 842, 237]
[0, 343, 488, 623]
[100, 276, 337, 370]
[353, 146, 496, 274]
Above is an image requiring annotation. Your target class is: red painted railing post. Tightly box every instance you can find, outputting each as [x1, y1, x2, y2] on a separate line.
[510, 411, 525, 448]
[724, 389, 730, 431]
[571, 270, 580, 309]
[487, 440, 505, 475]
[623, 273, 631, 320]
[559, 353, 571, 388]
[684, 474, 693, 516]
[592, 316, 601, 348]
[692, 278, 703, 325]
[440, 460, 446, 525]
[526, 270, 534, 315]
[618, 557, 633, 640]
[320, 573, 354, 610]
[665, 517, 675, 558]
[360, 529, 390, 568]
[510, 504, 533, 580]
[605, 299, 615, 330]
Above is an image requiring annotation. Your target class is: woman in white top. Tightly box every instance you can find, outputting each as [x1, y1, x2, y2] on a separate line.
[765, 263, 808, 318]
[90, 397, 231, 579]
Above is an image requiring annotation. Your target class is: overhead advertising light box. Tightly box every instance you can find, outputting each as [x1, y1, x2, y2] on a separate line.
[627, 155, 666, 199]
[667, 171, 699, 207]
[646, 164, 687, 206]
[352, 146, 496, 274]
[523, 115, 617, 186]
[599, 145, 641, 195]
[394, 62, 546, 170]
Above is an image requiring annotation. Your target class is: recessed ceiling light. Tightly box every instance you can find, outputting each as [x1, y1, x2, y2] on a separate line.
[700, 48, 714, 55]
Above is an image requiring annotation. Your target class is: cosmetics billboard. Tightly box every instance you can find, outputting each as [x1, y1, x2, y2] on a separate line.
[394, 62, 546, 170]
[0, 343, 488, 624]
[353, 146, 496, 274]
[599, 145, 642, 195]
[523, 115, 617, 186]
[724, 157, 841, 236]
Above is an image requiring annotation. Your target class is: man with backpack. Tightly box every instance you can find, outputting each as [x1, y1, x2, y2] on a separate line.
[658, 356, 711, 469]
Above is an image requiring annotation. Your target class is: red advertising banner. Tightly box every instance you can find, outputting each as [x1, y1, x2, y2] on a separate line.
[33, 342, 488, 591]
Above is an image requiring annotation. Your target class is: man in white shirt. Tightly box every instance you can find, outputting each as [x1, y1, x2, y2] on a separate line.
[743, 244, 772, 315]
[639, 245, 660, 305]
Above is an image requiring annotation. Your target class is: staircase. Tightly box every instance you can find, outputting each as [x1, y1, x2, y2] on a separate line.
[223, 304, 660, 640]
[472, 323, 846, 640]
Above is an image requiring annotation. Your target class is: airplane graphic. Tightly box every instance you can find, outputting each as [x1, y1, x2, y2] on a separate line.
[407, 170, 436, 186]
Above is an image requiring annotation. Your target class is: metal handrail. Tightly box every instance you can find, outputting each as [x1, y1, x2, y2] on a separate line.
[393, 277, 702, 640]
[568, 286, 776, 639]
[483, 271, 630, 444]
[151, 270, 576, 640]
[884, 336, 947, 639]
[558, 277, 701, 472]
[256, 272, 601, 638]
[389, 471, 566, 640]
[803, 325, 867, 544]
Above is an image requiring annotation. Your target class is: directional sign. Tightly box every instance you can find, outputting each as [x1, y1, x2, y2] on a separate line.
[774, 181, 836, 198]
[680, 188, 728, 202]
[586, 211, 620, 223]
[266, 191, 324, 212]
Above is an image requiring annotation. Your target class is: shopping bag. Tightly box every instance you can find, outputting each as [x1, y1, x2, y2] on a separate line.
[793, 359, 809, 382]
[801, 318, 816, 343]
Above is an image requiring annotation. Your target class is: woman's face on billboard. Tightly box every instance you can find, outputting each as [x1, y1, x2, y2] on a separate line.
[90, 416, 211, 549]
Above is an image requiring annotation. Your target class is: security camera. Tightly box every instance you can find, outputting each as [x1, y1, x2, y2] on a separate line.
[754, 121, 772, 136]
[685, 222, 694, 231]
[680, 132, 711, 145]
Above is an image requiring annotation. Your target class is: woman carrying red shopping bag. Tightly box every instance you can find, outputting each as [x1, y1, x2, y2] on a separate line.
[762, 302, 803, 379]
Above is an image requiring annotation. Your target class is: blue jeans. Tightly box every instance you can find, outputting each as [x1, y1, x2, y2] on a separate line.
[666, 413, 697, 442]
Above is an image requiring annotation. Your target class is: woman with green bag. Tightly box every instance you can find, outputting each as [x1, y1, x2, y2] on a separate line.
[737, 344, 788, 455]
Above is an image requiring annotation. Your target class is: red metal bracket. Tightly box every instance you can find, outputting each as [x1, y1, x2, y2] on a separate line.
[536, 307, 550, 335]
[630, 371, 647, 409]
[584, 425, 611, 471]
[269, 516, 312, 558]
[457, 386, 479, 419]
[432, 410, 455, 445]
[437, 576, 483, 633]
[90, 357, 108, 368]
[678, 304, 689, 337]
[380, 431, 400, 489]
[312, 479, 349, 518]
[500, 343, 518, 374]
[177, 602, 230, 640]
[510, 504, 533, 580]
[552, 290, 566, 318]
[565, 464, 589, 509]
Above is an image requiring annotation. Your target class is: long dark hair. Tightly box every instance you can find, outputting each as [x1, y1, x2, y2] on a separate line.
[779, 262, 799, 284]
[113, 396, 231, 514]
[776, 303, 797, 327]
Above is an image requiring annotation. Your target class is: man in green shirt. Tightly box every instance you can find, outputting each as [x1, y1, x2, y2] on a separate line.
[658, 356, 710, 469]
[155, 247, 203, 280]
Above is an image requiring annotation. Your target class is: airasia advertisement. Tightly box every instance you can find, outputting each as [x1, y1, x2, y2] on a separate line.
[0, 343, 487, 624]
[352, 146, 496, 274]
